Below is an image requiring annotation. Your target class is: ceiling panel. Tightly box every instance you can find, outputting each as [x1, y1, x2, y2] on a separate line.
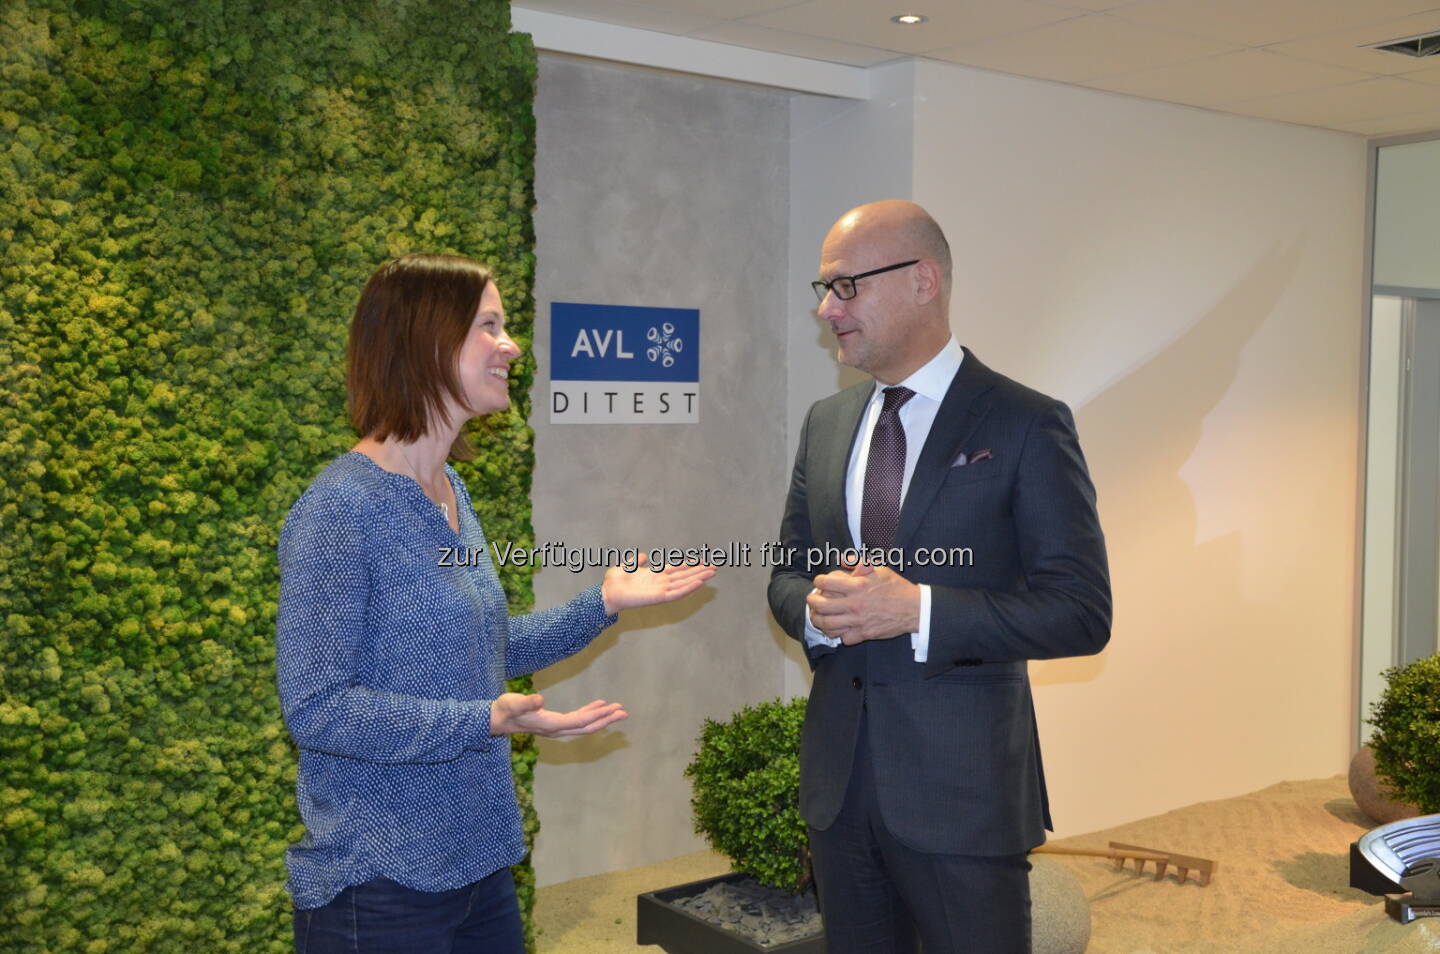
[1265, 12, 1440, 77]
[925, 14, 1237, 83]
[1111, 0, 1440, 48]
[1038, 0, 1144, 11]
[1226, 76, 1440, 126]
[1085, 50, 1375, 107]
[739, 0, 1082, 55]
[1334, 108, 1440, 136]
[1397, 67, 1440, 87]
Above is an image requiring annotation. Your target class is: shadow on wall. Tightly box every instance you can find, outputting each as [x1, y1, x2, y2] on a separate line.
[1032, 239, 1304, 689]
[530, 587, 718, 766]
[790, 241, 1300, 691]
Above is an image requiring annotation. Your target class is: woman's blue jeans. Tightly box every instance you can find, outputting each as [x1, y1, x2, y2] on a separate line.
[293, 868, 524, 954]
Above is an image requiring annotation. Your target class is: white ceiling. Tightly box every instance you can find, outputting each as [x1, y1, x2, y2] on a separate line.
[513, 0, 1440, 136]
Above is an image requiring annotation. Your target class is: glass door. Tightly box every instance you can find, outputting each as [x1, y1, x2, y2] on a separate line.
[1359, 133, 1440, 742]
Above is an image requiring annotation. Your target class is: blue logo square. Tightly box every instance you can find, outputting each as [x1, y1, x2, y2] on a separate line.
[550, 303, 699, 383]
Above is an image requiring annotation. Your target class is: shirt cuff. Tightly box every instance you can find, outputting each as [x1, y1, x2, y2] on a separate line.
[803, 592, 841, 649]
[911, 584, 931, 663]
[468, 699, 497, 750]
[584, 582, 621, 630]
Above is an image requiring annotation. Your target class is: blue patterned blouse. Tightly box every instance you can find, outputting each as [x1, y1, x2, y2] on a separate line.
[275, 452, 615, 909]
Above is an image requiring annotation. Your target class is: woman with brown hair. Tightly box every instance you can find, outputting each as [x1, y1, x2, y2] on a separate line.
[275, 254, 713, 953]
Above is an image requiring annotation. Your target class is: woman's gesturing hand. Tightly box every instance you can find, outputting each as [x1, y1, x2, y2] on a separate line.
[601, 551, 716, 615]
[489, 693, 627, 738]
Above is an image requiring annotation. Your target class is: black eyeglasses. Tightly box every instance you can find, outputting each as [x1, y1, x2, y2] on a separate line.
[812, 260, 919, 302]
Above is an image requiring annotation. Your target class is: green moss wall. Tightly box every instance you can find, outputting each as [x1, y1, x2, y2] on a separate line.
[0, 2, 541, 950]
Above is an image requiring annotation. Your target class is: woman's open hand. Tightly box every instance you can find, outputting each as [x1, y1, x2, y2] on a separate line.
[602, 551, 716, 614]
[489, 694, 627, 738]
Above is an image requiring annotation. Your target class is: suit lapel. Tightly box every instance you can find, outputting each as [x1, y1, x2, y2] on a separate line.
[895, 349, 996, 549]
[815, 383, 871, 551]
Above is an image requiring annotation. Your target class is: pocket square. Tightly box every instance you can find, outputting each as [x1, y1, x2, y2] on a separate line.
[951, 448, 993, 467]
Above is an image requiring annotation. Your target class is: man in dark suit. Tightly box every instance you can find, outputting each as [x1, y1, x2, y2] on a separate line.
[768, 200, 1111, 954]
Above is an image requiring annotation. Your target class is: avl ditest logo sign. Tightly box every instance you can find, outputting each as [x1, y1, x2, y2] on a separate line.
[549, 303, 699, 424]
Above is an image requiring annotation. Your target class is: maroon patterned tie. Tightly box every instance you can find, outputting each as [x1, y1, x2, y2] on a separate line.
[860, 386, 915, 551]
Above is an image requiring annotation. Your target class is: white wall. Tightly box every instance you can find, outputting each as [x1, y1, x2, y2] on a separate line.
[1375, 138, 1440, 292]
[909, 59, 1368, 838]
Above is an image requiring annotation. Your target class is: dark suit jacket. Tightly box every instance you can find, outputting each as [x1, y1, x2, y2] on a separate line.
[768, 348, 1111, 857]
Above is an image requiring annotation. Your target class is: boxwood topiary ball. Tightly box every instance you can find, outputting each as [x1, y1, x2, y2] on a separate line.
[685, 698, 810, 895]
[1369, 655, 1440, 815]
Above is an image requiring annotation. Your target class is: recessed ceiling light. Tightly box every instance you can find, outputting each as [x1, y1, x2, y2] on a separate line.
[891, 14, 928, 25]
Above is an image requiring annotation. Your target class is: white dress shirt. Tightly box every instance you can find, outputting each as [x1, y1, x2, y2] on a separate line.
[804, 337, 964, 662]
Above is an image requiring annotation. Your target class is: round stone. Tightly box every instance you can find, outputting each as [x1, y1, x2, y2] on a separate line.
[1350, 744, 1421, 825]
[1031, 855, 1091, 954]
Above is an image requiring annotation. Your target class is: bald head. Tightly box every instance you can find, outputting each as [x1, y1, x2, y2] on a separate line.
[816, 200, 955, 383]
[828, 200, 952, 292]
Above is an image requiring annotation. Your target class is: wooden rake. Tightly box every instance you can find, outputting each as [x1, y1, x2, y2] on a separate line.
[1034, 841, 1217, 886]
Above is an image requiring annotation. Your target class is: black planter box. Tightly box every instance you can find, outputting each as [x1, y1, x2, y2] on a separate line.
[1350, 840, 1403, 895]
[637, 872, 826, 954]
